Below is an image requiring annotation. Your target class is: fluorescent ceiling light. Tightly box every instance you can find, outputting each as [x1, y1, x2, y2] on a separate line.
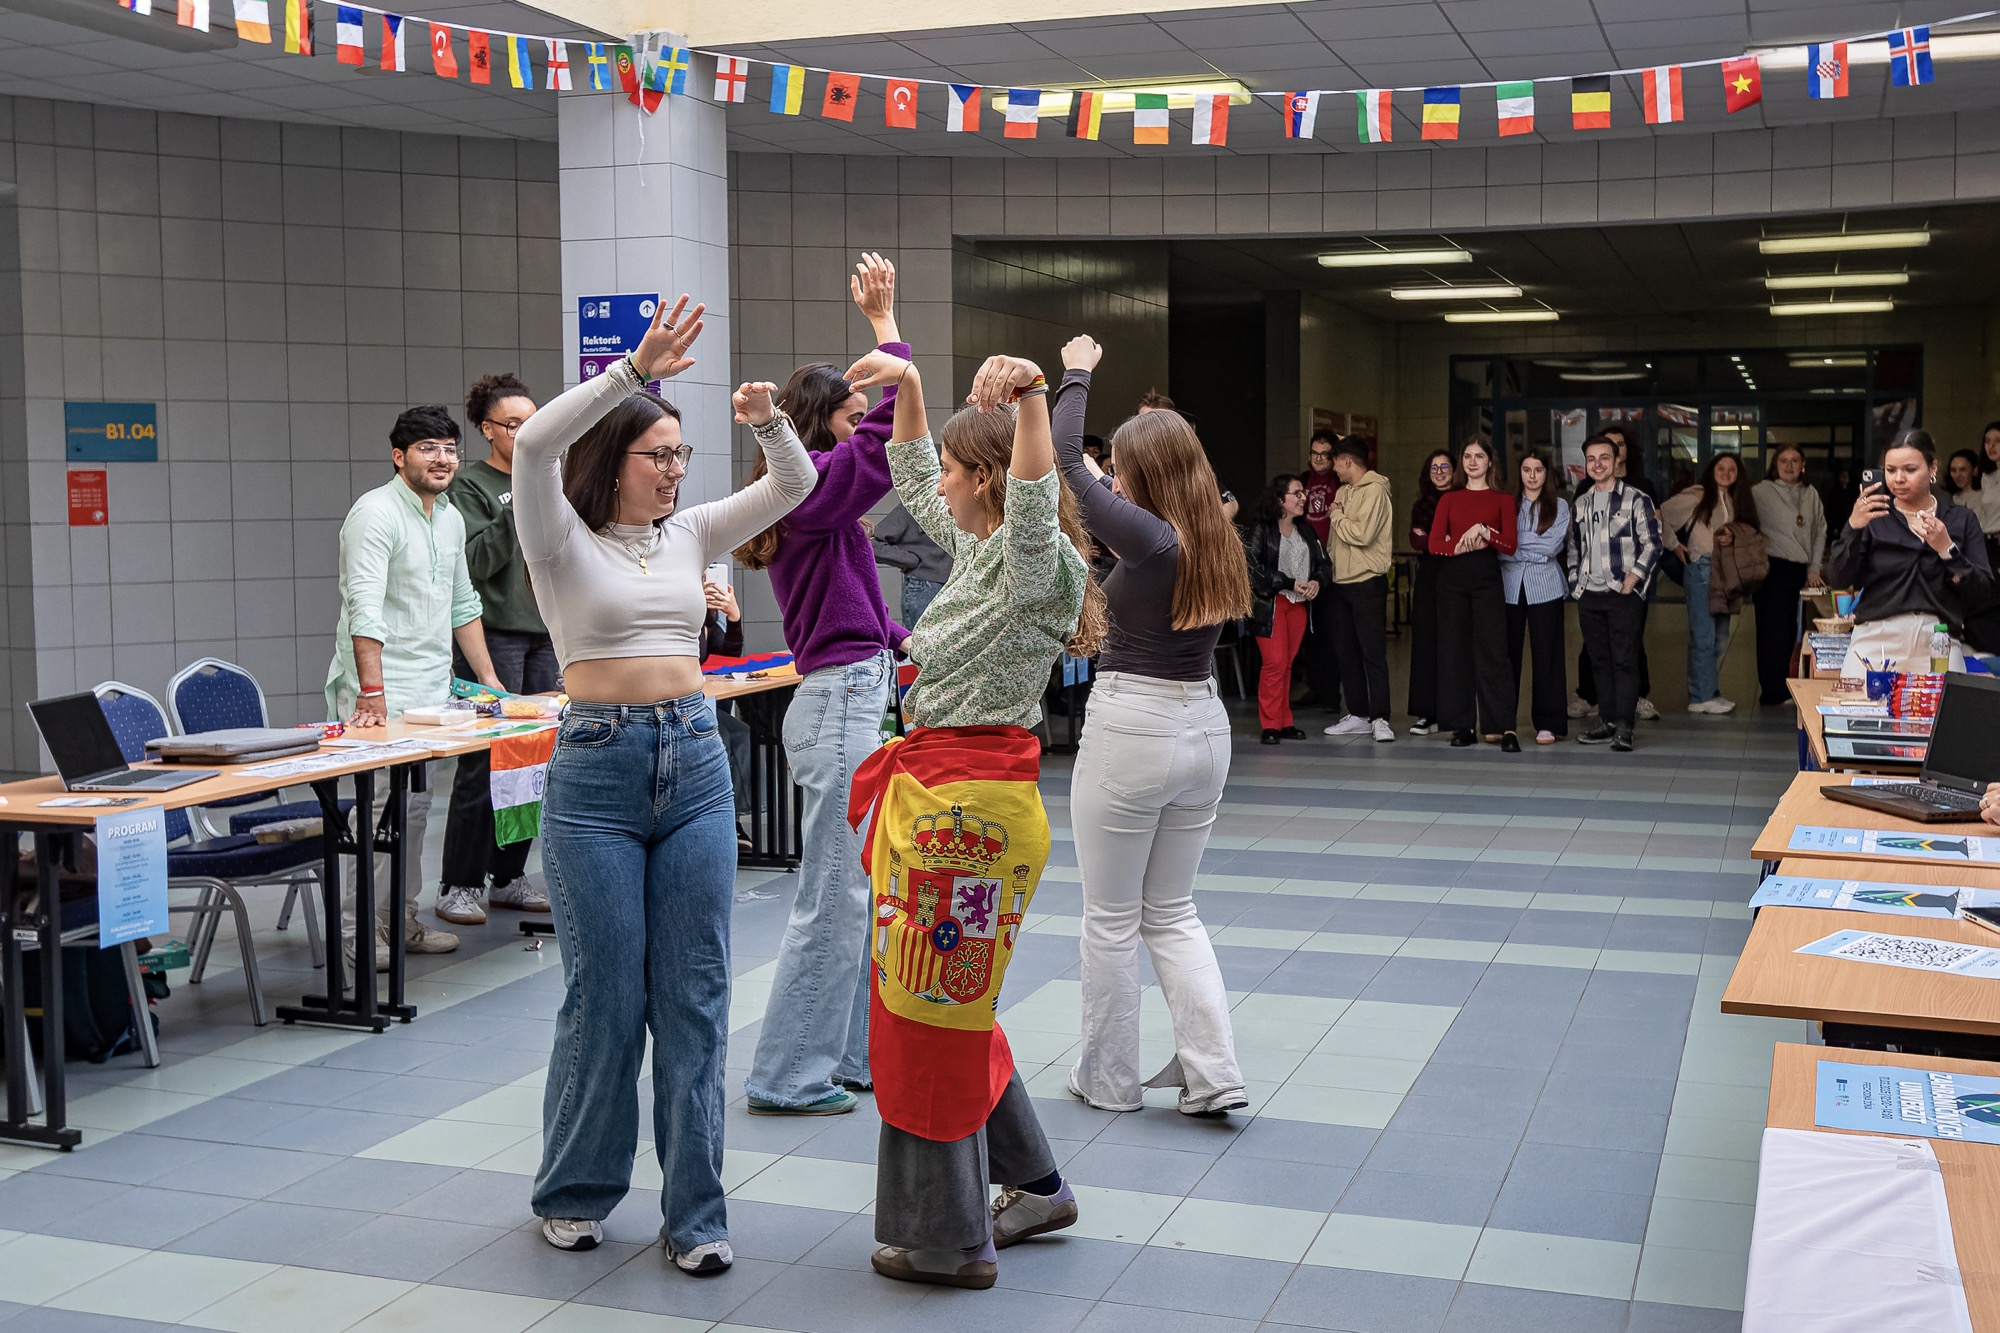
[992, 81, 1250, 118]
[1759, 231, 1930, 255]
[1560, 372, 1647, 382]
[1755, 32, 2000, 69]
[1788, 355, 1870, 368]
[1534, 359, 1632, 369]
[1764, 272, 1909, 290]
[1390, 284, 1522, 301]
[1443, 310, 1560, 323]
[1770, 300, 1896, 316]
[1319, 248, 1471, 268]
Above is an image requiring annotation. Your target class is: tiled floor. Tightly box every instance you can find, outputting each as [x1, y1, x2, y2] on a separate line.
[0, 696, 1798, 1333]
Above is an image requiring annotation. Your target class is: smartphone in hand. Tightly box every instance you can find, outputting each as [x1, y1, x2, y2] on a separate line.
[1861, 468, 1881, 490]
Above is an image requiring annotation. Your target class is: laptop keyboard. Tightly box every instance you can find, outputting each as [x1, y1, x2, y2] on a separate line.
[1871, 783, 1983, 811]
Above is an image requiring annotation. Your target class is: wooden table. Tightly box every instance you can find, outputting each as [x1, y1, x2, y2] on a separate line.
[704, 667, 804, 871]
[1785, 677, 1925, 775]
[1749, 772, 1991, 871]
[1764, 1041, 2000, 1329]
[1723, 857, 2000, 1056]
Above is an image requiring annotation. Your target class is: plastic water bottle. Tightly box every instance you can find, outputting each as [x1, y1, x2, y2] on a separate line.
[1931, 623, 1952, 673]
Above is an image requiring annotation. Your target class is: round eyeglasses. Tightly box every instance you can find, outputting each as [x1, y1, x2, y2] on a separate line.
[629, 445, 696, 472]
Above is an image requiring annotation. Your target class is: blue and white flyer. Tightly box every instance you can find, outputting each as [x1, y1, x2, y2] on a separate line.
[1795, 929, 2000, 977]
[1787, 826, 2000, 865]
[1748, 876, 1960, 919]
[1816, 1059, 2000, 1145]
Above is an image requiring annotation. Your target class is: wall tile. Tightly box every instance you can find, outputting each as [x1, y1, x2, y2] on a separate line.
[159, 113, 220, 160]
[72, 584, 111, 646]
[170, 523, 235, 582]
[108, 521, 172, 584]
[1893, 155, 1955, 203]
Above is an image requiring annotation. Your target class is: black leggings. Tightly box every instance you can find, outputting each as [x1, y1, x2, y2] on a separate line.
[1434, 550, 1516, 735]
[1752, 557, 1808, 704]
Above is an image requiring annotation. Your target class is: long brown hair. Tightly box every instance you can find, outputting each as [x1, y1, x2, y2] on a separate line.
[1109, 410, 1252, 630]
[562, 391, 680, 531]
[1692, 452, 1760, 531]
[1450, 437, 1495, 491]
[1516, 449, 1563, 536]
[734, 363, 858, 569]
[938, 404, 1108, 657]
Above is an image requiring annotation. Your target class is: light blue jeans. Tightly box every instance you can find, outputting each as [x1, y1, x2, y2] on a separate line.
[532, 694, 736, 1255]
[1682, 556, 1733, 704]
[745, 651, 893, 1106]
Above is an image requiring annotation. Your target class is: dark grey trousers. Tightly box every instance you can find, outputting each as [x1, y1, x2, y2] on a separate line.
[874, 1072, 1057, 1250]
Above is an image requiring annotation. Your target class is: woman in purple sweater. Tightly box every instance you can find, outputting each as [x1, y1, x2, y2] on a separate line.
[735, 253, 913, 1114]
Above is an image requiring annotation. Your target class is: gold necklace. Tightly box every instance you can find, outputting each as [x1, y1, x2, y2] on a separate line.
[618, 529, 658, 574]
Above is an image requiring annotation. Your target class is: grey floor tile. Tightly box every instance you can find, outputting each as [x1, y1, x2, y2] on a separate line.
[1264, 1265, 1456, 1333]
[246, 1104, 425, 1155]
[431, 1228, 645, 1299]
[139, 1096, 316, 1145]
[1024, 1096, 1121, 1143]
[41, 1186, 244, 1249]
[1523, 1100, 1670, 1154]
[795, 1210, 885, 1272]
[167, 1198, 371, 1263]
[1363, 1130, 1518, 1183]
[1191, 1153, 1353, 1212]
[310, 1211, 512, 1281]
[1486, 1179, 1653, 1243]
[891, 1284, 1096, 1333]
[1355, 957, 1487, 1006]
[1385, 1090, 1536, 1141]
[1085, 1302, 1258, 1333]
[720, 1259, 929, 1331]
[1103, 1249, 1294, 1320]
[269, 1155, 461, 1211]
[1506, 1141, 1661, 1196]
[1260, 953, 1386, 1000]
[1625, 1301, 1745, 1332]
[995, 1237, 1141, 1300]
[1225, 1119, 1377, 1169]
[1440, 1283, 1630, 1332]
[1426, 1026, 1564, 1073]
[1505, 911, 1615, 948]
[28, 1131, 224, 1186]
[719, 1199, 854, 1263]
[1089, 1107, 1244, 1153]
[228, 1062, 390, 1107]
[1066, 1141, 1220, 1195]
[1599, 915, 1710, 953]
[1536, 1072, 1678, 1117]
[1333, 1168, 1499, 1228]
[309, 1036, 467, 1074]
[142, 1143, 344, 1199]
[406, 1043, 551, 1083]
[334, 1071, 493, 1118]
[0, 1311, 178, 1332]
[1550, 1036, 1685, 1083]
[390, 1167, 538, 1225]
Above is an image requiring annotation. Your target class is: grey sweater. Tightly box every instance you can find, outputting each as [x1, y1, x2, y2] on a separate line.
[871, 502, 954, 584]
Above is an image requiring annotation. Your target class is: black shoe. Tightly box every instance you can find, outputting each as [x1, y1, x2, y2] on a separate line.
[1500, 732, 1521, 753]
[1576, 724, 1616, 745]
[1280, 726, 1308, 740]
[1611, 726, 1635, 752]
[1449, 730, 1476, 747]
[1261, 729, 1281, 745]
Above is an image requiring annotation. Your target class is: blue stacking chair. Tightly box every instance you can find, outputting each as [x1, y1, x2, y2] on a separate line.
[94, 682, 329, 1025]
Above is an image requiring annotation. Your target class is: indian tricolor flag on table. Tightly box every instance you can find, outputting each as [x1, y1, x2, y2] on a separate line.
[491, 726, 556, 846]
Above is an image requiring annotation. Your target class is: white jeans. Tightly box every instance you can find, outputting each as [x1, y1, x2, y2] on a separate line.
[1069, 672, 1243, 1110]
[1839, 611, 1968, 679]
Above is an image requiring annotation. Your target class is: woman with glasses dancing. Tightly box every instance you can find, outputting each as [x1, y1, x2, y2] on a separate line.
[513, 296, 816, 1275]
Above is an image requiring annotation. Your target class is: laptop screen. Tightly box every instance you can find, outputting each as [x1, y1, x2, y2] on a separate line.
[26, 692, 130, 785]
[1923, 675, 2000, 793]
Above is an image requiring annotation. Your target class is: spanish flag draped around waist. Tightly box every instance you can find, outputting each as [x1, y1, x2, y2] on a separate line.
[848, 725, 1047, 1142]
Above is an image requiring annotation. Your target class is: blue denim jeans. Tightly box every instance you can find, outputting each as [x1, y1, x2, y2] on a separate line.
[902, 577, 943, 627]
[745, 651, 892, 1106]
[1682, 556, 1733, 703]
[532, 693, 735, 1255]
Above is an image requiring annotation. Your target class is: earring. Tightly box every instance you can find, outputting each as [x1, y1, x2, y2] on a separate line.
[614, 480, 620, 491]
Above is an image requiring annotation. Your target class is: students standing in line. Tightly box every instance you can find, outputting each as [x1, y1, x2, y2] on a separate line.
[1319, 437, 1396, 742]
[1571, 426, 1661, 723]
[734, 254, 913, 1117]
[1659, 453, 1758, 714]
[1245, 474, 1329, 745]
[516, 296, 816, 1273]
[842, 343, 1101, 1290]
[1406, 450, 1453, 735]
[1051, 336, 1253, 1118]
[1750, 444, 1827, 707]
[1299, 429, 1344, 714]
[872, 500, 953, 624]
[1972, 423, 2000, 567]
[1567, 434, 1662, 753]
[1500, 450, 1570, 746]
[1429, 438, 1520, 751]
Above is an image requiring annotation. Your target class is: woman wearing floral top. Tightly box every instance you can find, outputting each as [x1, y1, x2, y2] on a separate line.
[840, 343, 1104, 1290]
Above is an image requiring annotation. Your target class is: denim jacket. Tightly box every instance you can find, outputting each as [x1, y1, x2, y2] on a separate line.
[1501, 495, 1570, 605]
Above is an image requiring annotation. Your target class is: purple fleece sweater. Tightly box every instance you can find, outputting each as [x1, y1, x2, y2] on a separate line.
[766, 341, 915, 676]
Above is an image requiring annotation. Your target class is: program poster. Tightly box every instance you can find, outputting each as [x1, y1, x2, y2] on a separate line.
[95, 808, 169, 948]
[1788, 825, 2000, 865]
[1817, 1059, 2000, 1145]
[1748, 876, 1960, 919]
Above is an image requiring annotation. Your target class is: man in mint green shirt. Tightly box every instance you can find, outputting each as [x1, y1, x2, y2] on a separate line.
[324, 405, 503, 965]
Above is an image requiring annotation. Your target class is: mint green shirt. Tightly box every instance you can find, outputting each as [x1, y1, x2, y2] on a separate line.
[323, 476, 483, 719]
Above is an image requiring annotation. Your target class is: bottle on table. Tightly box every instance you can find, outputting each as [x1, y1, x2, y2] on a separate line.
[1931, 623, 1951, 674]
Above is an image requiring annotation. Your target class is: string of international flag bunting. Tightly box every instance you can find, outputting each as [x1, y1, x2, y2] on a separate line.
[114, 0, 1991, 147]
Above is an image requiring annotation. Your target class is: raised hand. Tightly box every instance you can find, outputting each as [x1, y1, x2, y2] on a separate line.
[733, 381, 779, 426]
[844, 348, 911, 391]
[967, 355, 1043, 412]
[1847, 483, 1890, 530]
[633, 294, 704, 380]
[850, 252, 897, 328]
[1061, 335, 1103, 373]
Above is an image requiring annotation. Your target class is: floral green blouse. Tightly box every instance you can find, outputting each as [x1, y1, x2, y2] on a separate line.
[887, 434, 1087, 729]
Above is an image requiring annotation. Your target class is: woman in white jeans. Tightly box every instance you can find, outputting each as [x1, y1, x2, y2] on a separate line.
[1053, 336, 1256, 1116]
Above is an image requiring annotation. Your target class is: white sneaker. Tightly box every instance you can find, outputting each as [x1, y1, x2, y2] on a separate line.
[1408, 718, 1439, 736]
[1371, 718, 1396, 743]
[1708, 696, 1737, 714]
[674, 1239, 733, 1274]
[990, 1182, 1078, 1248]
[543, 1218, 601, 1251]
[1686, 699, 1712, 714]
[1178, 1086, 1251, 1116]
[1323, 714, 1372, 737]
[1635, 697, 1660, 720]
[1567, 693, 1594, 719]
[435, 886, 486, 926]
[489, 876, 550, 913]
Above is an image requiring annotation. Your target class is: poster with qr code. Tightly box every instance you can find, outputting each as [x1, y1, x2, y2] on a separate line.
[1816, 1059, 2000, 1145]
[1796, 929, 2000, 977]
[1748, 877, 1961, 919]
[1787, 826, 2000, 865]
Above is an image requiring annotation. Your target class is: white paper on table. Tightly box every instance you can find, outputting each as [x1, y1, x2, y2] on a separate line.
[1745, 1128, 1972, 1333]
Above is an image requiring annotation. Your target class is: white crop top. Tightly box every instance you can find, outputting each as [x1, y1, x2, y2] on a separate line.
[511, 360, 815, 667]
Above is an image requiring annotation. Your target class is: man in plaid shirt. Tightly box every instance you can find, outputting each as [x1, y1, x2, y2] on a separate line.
[1567, 434, 1661, 752]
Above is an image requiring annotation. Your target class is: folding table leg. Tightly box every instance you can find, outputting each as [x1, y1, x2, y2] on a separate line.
[116, 942, 161, 1068]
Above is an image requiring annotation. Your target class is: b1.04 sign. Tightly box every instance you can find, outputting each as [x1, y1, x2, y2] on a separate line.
[66, 402, 158, 462]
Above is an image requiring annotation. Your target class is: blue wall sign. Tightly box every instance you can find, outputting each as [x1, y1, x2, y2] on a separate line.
[579, 294, 663, 389]
[66, 402, 159, 462]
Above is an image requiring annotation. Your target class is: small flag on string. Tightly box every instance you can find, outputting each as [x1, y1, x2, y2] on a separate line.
[546, 39, 571, 91]
[638, 55, 665, 112]
[380, 14, 407, 73]
[431, 23, 457, 78]
[1641, 65, 1683, 123]
[232, 0, 268, 42]
[823, 71, 861, 120]
[1286, 90, 1322, 139]
[1722, 54, 1761, 111]
[771, 64, 806, 114]
[1066, 89, 1103, 140]
[1808, 42, 1848, 98]
[1192, 92, 1228, 146]
[657, 45, 690, 95]
[1004, 88, 1040, 139]
[714, 54, 749, 102]
[885, 78, 919, 128]
[578, 41, 604, 89]
[118, 0, 151, 15]
[335, 5, 364, 64]
[1421, 86, 1460, 140]
[613, 44, 637, 95]
[469, 31, 492, 85]
[1570, 74, 1610, 129]
[283, 0, 312, 55]
[1888, 26, 1932, 87]
[506, 34, 534, 89]
[1496, 81, 1533, 135]
[176, 0, 209, 33]
[1353, 90, 1386, 142]
[946, 84, 981, 132]
[1133, 92, 1169, 144]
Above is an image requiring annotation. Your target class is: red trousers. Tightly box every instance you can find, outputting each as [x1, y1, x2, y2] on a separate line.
[1257, 596, 1308, 730]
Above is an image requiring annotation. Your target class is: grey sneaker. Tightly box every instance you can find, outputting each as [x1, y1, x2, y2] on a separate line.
[435, 886, 486, 926]
[1635, 697, 1660, 720]
[673, 1239, 733, 1274]
[871, 1244, 997, 1289]
[991, 1181, 1078, 1248]
[542, 1218, 601, 1251]
[1178, 1087, 1251, 1117]
[490, 876, 550, 913]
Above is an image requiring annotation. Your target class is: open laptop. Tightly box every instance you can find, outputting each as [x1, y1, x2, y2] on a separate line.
[1824, 674, 2000, 823]
[27, 692, 217, 792]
